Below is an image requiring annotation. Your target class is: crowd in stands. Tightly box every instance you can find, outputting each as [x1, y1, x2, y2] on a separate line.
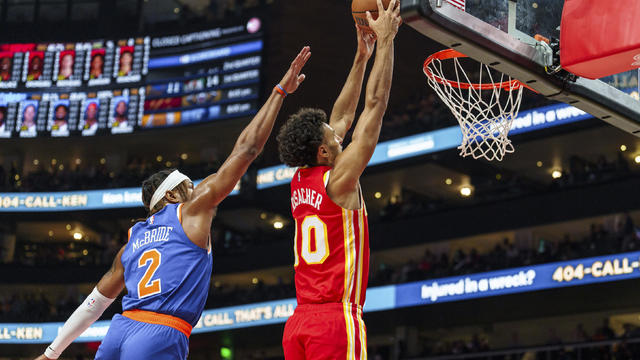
[378, 152, 635, 224]
[427, 333, 491, 357]
[0, 289, 83, 324]
[371, 213, 637, 286]
[3, 226, 263, 268]
[419, 318, 640, 359]
[208, 278, 296, 309]
[379, 92, 453, 142]
[2, 150, 635, 272]
[0, 155, 223, 192]
[0, 85, 557, 193]
[6, 296, 640, 359]
[2, 214, 636, 325]
[1, 143, 631, 199]
[9, 232, 123, 268]
[551, 153, 632, 188]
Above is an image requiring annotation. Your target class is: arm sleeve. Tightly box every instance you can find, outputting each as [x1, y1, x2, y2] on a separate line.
[43, 287, 115, 359]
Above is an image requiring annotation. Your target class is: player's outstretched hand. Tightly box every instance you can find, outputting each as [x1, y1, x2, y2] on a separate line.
[279, 46, 311, 94]
[34, 355, 52, 360]
[356, 25, 376, 60]
[365, 0, 402, 41]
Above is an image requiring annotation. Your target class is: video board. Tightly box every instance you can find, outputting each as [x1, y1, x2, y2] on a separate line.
[0, 18, 263, 139]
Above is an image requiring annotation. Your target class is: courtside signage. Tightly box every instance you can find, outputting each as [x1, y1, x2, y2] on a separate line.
[2, 252, 640, 344]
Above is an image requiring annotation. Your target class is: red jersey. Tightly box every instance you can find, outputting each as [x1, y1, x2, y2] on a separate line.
[290, 166, 370, 306]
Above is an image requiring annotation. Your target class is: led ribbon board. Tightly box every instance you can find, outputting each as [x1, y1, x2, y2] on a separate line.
[395, 251, 640, 307]
[256, 102, 594, 189]
[0, 101, 602, 211]
[1, 252, 639, 343]
[0, 179, 238, 212]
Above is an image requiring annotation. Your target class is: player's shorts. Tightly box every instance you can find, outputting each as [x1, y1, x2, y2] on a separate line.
[95, 313, 189, 360]
[283, 302, 367, 360]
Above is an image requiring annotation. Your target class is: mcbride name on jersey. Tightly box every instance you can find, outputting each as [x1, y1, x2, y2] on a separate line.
[290, 166, 370, 307]
[121, 203, 213, 326]
[131, 226, 174, 252]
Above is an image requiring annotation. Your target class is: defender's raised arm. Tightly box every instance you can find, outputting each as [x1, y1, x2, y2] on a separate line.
[189, 46, 310, 208]
[181, 47, 311, 246]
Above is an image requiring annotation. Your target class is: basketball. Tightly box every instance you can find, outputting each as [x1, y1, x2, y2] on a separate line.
[352, 0, 391, 31]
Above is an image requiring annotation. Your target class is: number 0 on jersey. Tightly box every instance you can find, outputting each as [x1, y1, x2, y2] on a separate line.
[295, 215, 330, 266]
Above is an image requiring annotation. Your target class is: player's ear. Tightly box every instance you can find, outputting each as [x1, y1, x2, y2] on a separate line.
[317, 144, 330, 161]
[165, 190, 180, 204]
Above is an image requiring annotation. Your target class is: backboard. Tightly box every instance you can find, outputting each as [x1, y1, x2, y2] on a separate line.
[470, 0, 639, 95]
[467, 0, 562, 46]
[401, 0, 640, 136]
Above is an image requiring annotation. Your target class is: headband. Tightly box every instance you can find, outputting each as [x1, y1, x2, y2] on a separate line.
[149, 170, 190, 210]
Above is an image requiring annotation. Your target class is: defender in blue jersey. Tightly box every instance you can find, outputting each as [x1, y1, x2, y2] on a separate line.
[35, 47, 311, 360]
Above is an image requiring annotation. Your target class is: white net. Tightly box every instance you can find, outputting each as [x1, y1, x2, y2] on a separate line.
[424, 50, 524, 161]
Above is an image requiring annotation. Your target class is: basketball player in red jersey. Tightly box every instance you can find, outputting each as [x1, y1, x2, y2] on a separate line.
[276, 1, 401, 359]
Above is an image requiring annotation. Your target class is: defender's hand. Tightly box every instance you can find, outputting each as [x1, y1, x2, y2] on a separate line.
[365, 0, 402, 41]
[279, 46, 311, 94]
[35, 355, 52, 360]
[356, 25, 376, 59]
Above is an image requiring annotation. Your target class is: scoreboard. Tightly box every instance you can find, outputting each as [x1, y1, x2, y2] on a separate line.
[0, 87, 146, 138]
[0, 18, 263, 139]
[0, 37, 149, 90]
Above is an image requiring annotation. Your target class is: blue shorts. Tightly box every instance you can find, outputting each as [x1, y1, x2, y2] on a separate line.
[95, 314, 189, 360]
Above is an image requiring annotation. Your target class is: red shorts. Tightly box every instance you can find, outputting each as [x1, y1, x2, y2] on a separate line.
[282, 302, 367, 360]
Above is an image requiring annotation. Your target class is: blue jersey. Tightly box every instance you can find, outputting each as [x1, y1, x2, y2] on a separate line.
[121, 203, 212, 326]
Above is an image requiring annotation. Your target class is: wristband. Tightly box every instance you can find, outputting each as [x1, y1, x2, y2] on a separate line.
[45, 346, 61, 359]
[275, 84, 288, 97]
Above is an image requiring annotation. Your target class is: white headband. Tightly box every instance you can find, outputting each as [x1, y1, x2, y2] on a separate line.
[149, 170, 191, 210]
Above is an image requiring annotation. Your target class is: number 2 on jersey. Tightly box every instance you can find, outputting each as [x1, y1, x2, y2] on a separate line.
[137, 249, 162, 298]
[295, 215, 329, 266]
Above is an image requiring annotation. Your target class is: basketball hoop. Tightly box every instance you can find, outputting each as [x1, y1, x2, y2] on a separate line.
[424, 49, 530, 161]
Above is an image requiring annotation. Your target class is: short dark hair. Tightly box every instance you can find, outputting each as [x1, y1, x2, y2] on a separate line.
[276, 108, 327, 167]
[141, 169, 189, 215]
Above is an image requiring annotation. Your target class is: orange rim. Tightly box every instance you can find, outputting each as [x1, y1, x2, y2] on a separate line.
[423, 49, 529, 91]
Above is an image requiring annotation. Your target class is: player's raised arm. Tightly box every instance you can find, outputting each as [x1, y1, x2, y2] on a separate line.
[36, 246, 126, 360]
[180, 47, 310, 237]
[328, 0, 401, 196]
[329, 26, 376, 139]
